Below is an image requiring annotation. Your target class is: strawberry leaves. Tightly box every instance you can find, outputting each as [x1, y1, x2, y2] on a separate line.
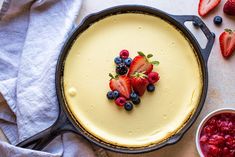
[151, 61, 160, 66]
[137, 51, 160, 66]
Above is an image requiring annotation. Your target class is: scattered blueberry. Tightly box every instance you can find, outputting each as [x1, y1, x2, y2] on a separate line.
[213, 16, 222, 25]
[112, 90, 119, 99]
[132, 97, 141, 105]
[124, 102, 133, 111]
[147, 84, 155, 92]
[114, 57, 123, 65]
[130, 92, 139, 101]
[116, 63, 128, 75]
[107, 91, 114, 100]
[124, 58, 132, 67]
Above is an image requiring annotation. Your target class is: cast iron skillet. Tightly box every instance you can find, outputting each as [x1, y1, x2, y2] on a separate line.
[17, 5, 215, 154]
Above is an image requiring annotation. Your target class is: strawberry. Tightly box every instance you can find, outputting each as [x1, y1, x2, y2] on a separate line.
[131, 72, 149, 96]
[128, 52, 159, 77]
[224, 0, 235, 16]
[219, 29, 235, 59]
[198, 0, 221, 17]
[109, 74, 131, 99]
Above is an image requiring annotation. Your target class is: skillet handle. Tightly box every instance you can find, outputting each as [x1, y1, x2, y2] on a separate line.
[170, 15, 215, 63]
[16, 109, 77, 150]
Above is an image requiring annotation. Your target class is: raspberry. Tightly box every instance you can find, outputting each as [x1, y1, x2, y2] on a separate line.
[148, 72, 160, 84]
[119, 49, 129, 59]
[115, 97, 126, 106]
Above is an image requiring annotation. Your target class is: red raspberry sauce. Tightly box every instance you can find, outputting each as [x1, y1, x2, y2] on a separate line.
[200, 113, 235, 157]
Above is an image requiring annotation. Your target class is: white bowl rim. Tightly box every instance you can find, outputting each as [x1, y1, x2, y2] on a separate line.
[195, 108, 235, 157]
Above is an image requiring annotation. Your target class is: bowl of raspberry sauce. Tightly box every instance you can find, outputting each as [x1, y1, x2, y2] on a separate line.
[196, 108, 235, 157]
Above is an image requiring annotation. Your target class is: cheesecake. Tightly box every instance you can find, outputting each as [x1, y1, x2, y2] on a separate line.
[63, 13, 203, 147]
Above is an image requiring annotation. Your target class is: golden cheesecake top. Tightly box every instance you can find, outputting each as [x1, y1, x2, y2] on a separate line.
[63, 13, 203, 147]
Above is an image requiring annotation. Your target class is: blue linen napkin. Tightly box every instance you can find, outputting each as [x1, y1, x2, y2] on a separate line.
[0, 0, 99, 156]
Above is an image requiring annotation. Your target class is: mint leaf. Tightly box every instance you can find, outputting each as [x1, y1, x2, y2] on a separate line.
[137, 51, 145, 57]
[151, 61, 160, 66]
[147, 54, 153, 58]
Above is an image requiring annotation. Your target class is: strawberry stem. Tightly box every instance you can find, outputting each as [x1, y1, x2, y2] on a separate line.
[225, 29, 233, 34]
[133, 72, 147, 78]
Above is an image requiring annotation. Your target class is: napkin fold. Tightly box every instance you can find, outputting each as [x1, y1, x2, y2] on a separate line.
[0, 0, 100, 156]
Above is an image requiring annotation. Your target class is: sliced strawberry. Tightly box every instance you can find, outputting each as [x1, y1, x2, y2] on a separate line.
[128, 52, 159, 77]
[109, 74, 131, 99]
[198, 0, 221, 17]
[219, 29, 235, 59]
[224, 0, 235, 16]
[131, 72, 149, 96]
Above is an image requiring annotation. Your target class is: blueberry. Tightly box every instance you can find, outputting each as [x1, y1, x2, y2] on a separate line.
[124, 102, 133, 111]
[130, 92, 139, 101]
[213, 16, 222, 25]
[112, 90, 119, 99]
[114, 57, 123, 65]
[132, 97, 141, 105]
[107, 91, 114, 100]
[116, 63, 128, 75]
[124, 58, 132, 67]
[147, 84, 155, 92]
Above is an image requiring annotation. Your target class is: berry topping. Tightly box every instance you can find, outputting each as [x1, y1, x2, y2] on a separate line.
[224, 0, 235, 16]
[219, 29, 235, 59]
[114, 57, 123, 65]
[124, 102, 133, 111]
[106, 91, 114, 100]
[116, 63, 128, 75]
[132, 97, 141, 105]
[199, 112, 235, 157]
[198, 0, 221, 17]
[124, 58, 132, 67]
[130, 92, 139, 101]
[107, 50, 160, 111]
[213, 16, 223, 25]
[115, 97, 126, 106]
[109, 74, 131, 99]
[131, 72, 149, 96]
[147, 84, 155, 92]
[200, 135, 208, 144]
[208, 145, 220, 156]
[148, 72, 160, 84]
[120, 49, 129, 59]
[112, 90, 119, 99]
[128, 52, 159, 77]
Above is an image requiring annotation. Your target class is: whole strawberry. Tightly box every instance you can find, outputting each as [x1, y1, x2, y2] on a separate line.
[131, 72, 149, 96]
[224, 0, 235, 16]
[219, 29, 235, 59]
[128, 51, 159, 77]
